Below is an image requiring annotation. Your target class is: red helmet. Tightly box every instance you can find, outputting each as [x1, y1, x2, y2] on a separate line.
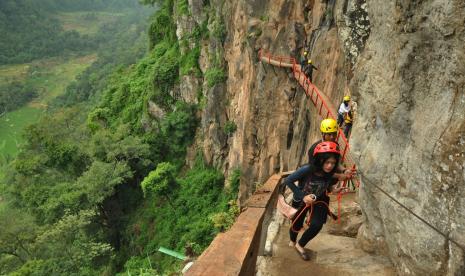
[313, 141, 340, 156]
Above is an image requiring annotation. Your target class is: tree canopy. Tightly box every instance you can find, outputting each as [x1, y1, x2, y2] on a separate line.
[0, 0, 236, 274]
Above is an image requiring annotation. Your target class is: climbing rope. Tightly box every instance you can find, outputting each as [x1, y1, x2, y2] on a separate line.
[290, 200, 337, 233]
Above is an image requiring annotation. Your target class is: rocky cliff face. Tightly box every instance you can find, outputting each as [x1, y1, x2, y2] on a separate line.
[351, 0, 465, 275]
[176, 0, 465, 274]
[183, 0, 341, 204]
[214, 0, 355, 204]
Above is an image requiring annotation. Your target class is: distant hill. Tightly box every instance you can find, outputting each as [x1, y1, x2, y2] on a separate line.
[0, 0, 141, 64]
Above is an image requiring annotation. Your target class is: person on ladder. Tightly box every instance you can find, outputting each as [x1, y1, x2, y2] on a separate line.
[304, 59, 318, 82]
[337, 95, 351, 127]
[285, 141, 346, 261]
[308, 118, 354, 181]
[300, 50, 308, 70]
[344, 110, 353, 140]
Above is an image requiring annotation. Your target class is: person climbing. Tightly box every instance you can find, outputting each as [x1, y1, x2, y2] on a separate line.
[344, 110, 353, 140]
[300, 50, 308, 70]
[337, 95, 351, 127]
[307, 118, 354, 181]
[304, 59, 318, 82]
[285, 141, 346, 261]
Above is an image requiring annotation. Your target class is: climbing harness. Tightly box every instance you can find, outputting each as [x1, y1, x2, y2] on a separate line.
[290, 199, 337, 233]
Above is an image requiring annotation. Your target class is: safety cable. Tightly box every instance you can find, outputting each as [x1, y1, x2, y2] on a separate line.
[358, 171, 465, 252]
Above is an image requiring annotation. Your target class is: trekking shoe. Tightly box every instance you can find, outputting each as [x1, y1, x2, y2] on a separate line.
[294, 246, 310, 261]
[330, 212, 338, 220]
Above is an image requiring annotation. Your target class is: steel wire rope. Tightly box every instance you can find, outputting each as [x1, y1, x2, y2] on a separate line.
[358, 171, 465, 252]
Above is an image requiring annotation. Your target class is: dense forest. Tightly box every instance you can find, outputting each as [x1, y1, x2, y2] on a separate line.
[0, 0, 236, 274]
[0, 82, 36, 114]
[52, 10, 151, 107]
[0, 0, 141, 64]
[0, 0, 150, 114]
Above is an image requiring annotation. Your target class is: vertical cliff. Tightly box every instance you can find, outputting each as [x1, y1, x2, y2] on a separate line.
[207, 0, 354, 205]
[177, 0, 465, 274]
[351, 0, 465, 275]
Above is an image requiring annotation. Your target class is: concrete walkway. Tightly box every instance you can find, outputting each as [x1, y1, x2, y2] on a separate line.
[257, 194, 397, 275]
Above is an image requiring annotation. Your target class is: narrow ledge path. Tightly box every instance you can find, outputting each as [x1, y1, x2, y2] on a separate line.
[258, 193, 396, 275]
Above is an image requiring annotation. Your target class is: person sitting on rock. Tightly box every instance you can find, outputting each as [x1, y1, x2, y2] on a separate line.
[285, 141, 346, 261]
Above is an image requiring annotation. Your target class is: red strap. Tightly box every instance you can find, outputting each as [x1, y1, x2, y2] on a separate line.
[290, 200, 334, 233]
[337, 192, 342, 224]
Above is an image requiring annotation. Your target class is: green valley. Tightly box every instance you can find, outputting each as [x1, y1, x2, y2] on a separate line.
[0, 0, 239, 275]
[56, 11, 124, 35]
[0, 55, 96, 158]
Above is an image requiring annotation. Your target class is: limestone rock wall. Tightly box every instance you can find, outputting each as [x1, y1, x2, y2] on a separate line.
[350, 0, 465, 275]
[218, 0, 353, 204]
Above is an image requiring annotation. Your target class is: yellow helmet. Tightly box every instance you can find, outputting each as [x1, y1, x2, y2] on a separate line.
[320, 118, 338, 133]
[303, 51, 308, 56]
[343, 95, 350, 101]
[307, 59, 312, 64]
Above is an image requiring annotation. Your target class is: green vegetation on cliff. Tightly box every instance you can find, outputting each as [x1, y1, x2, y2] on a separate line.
[0, 0, 235, 274]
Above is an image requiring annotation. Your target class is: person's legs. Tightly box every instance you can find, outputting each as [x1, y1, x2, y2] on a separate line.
[298, 220, 323, 247]
[344, 123, 352, 139]
[337, 113, 344, 127]
[297, 204, 327, 247]
[289, 203, 307, 243]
